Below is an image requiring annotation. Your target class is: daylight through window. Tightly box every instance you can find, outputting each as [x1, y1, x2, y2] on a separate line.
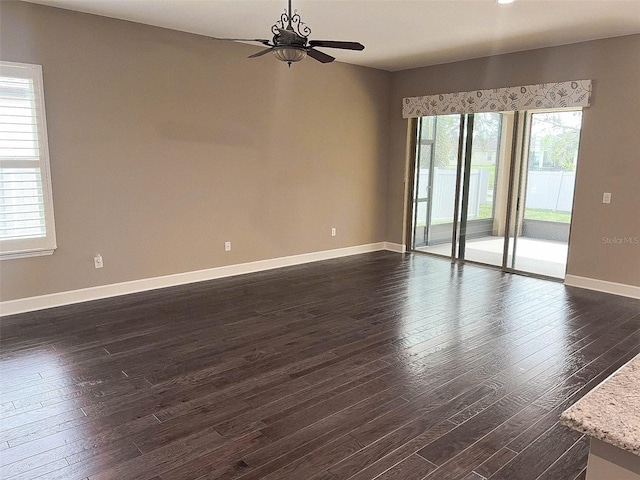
[0, 61, 56, 259]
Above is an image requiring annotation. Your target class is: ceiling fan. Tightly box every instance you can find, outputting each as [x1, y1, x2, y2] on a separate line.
[216, 0, 365, 67]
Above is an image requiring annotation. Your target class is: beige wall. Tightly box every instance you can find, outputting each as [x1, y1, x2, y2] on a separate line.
[0, 2, 391, 301]
[388, 35, 640, 287]
[2, 2, 638, 304]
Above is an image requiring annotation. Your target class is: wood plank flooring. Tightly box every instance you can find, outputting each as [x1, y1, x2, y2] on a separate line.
[1, 251, 639, 480]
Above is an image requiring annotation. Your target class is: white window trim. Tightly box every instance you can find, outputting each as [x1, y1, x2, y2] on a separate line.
[0, 61, 57, 260]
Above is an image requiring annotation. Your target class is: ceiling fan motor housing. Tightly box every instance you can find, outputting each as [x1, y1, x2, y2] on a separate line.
[272, 27, 308, 64]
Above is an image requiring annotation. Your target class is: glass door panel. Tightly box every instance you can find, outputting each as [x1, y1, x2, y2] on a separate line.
[411, 115, 462, 255]
[510, 110, 583, 278]
[411, 117, 435, 249]
[457, 112, 507, 267]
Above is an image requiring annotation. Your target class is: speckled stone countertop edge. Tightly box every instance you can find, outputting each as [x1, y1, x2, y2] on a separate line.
[560, 353, 640, 457]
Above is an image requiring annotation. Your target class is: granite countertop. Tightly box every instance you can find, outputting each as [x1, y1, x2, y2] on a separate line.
[561, 353, 640, 456]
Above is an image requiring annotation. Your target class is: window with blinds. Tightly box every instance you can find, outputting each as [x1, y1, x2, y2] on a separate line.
[0, 61, 56, 259]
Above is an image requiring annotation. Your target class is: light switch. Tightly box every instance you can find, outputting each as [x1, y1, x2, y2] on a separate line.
[603, 192, 611, 204]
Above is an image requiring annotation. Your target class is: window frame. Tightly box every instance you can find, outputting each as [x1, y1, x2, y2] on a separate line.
[0, 61, 57, 260]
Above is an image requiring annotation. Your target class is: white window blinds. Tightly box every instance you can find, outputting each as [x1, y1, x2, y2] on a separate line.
[0, 61, 56, 259]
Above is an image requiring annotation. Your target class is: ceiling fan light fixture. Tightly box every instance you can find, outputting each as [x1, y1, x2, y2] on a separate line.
[272, 46, 307, 65]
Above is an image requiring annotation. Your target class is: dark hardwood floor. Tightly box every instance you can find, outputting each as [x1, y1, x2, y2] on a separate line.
[1, 251, 639, 480]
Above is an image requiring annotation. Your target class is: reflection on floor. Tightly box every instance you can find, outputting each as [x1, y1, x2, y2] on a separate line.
[418, 236, 569, 278]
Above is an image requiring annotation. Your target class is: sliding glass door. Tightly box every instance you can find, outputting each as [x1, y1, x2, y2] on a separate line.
[507, 110, 583, 277]
[411, 115, 461, 251]
[411, 112, 510, 268]
[458, 112, 506, 267]
[409, 108, 583, 279]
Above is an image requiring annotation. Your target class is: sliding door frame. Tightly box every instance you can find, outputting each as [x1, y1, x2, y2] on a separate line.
[405, 119, 419, 250]
[406, 108, 580, 282]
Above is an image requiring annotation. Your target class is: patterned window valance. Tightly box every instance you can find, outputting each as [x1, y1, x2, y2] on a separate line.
[402, 80, 592, 119]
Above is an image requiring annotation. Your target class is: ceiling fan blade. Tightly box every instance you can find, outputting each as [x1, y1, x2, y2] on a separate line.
[308, 40, 364, 51]
[248, 48, 274, 58]
[214, 37, 272, 46]
[307, 48, 335, 64]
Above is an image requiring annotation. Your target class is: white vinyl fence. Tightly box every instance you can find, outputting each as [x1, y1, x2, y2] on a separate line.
[418, 168, 490, 223]
[525, 171, 575, 212]
[416, 169, 574, 225]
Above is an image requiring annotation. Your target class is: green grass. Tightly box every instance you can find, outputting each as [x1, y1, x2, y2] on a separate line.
[524, 208, 571, 223]
[417, 206, 571, 226]
[478, 204, 493, 219]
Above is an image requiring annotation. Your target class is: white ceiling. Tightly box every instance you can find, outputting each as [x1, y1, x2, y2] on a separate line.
[25, 0, 640, 71]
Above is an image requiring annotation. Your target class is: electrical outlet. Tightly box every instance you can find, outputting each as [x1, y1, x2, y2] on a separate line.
[94, 254, 103, 269]
[225, 241, 231, 252]
[331, 227, 336, 237]
[603, 192, 611, 204]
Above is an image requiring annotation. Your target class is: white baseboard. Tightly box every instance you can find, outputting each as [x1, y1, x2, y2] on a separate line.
[383, 242, 406, 253]
[1, 242, 404, 317]
[564, 274, 640, 299]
